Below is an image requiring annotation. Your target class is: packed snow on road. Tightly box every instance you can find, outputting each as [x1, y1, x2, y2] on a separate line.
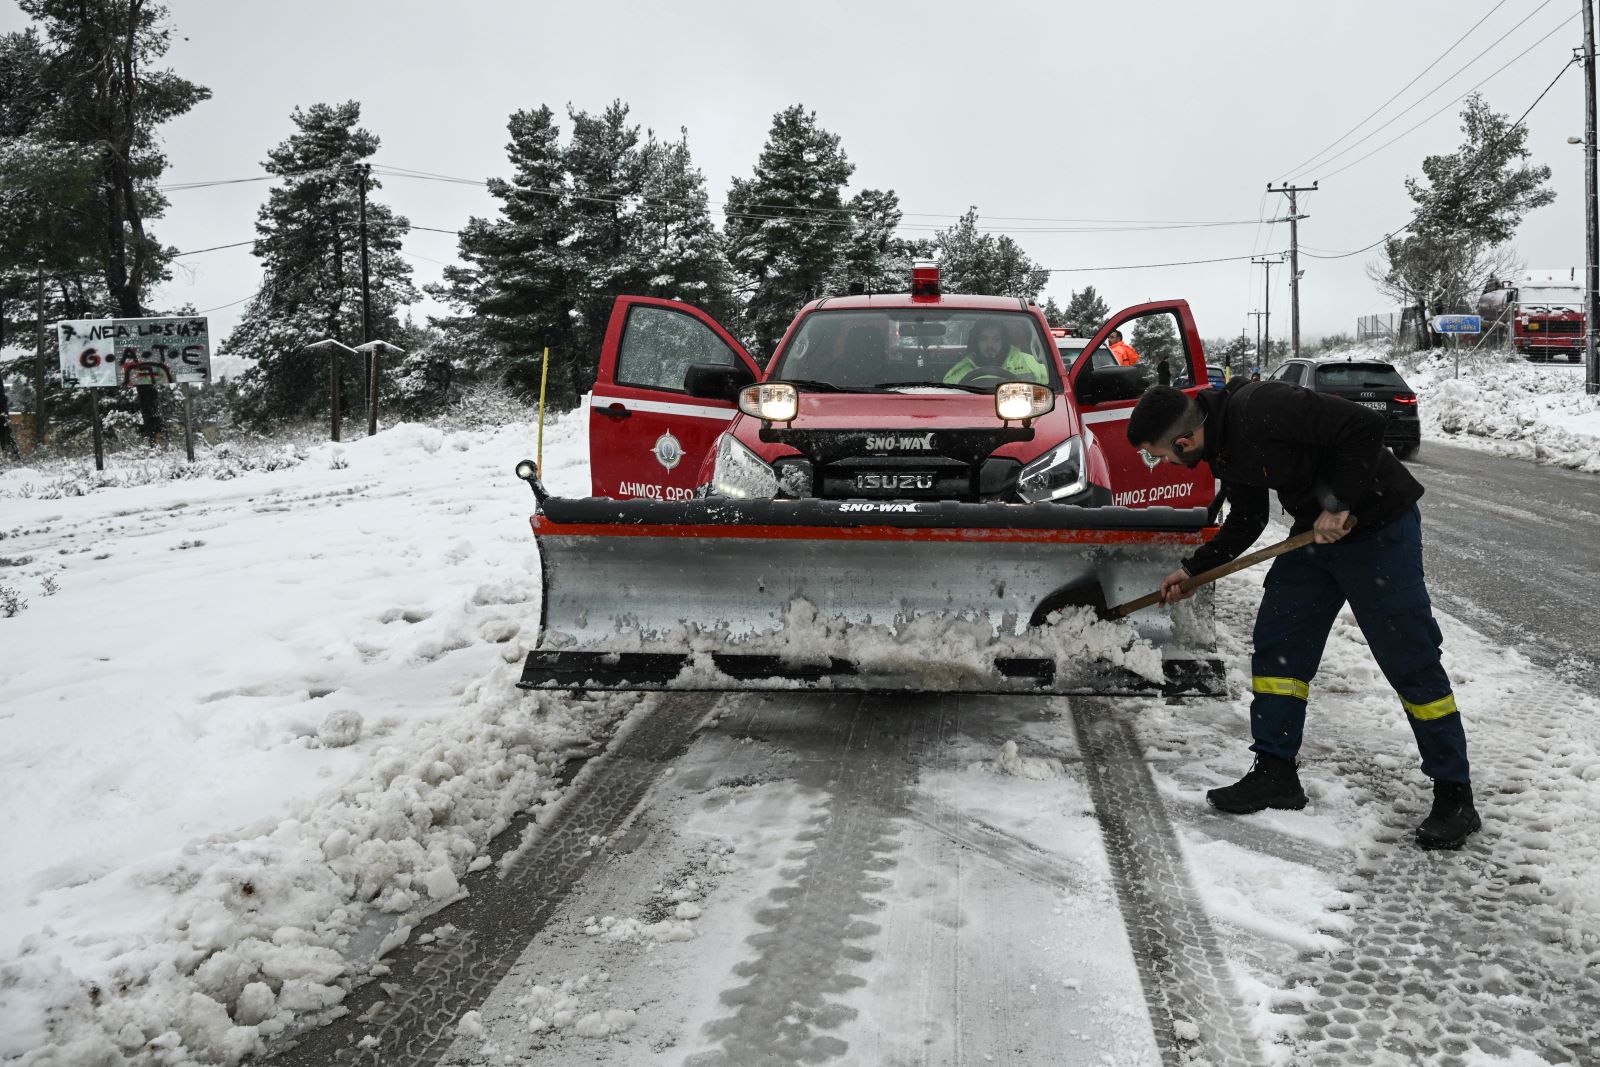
[2, 366, 1598, 1065]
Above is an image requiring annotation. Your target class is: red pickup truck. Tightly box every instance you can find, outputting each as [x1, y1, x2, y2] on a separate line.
[586, 266, 1214, 511]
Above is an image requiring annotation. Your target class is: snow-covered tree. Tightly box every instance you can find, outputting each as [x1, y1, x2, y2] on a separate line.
[835, 188, 929, 295]
[1129, 312, 1181, 365]
[724, 105, 855, 357]
[226, 101, 416, 427]
[635, 128, 733, 314]
[2, 1, 209, 441]
[932, 208, 1049, 299]
[428, 106, 577, 402]
[1370, 93, 1554, 325]
[1062, 286, 1111, 333]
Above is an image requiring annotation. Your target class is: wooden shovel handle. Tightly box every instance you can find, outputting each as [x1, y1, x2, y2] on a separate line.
[1113, 520, 1350, 617]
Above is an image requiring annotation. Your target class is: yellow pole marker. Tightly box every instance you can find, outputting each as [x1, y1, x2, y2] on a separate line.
[536, 345, 550, 473]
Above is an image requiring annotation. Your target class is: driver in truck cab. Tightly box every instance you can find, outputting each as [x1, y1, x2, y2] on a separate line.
[943, 319, 1049, 386]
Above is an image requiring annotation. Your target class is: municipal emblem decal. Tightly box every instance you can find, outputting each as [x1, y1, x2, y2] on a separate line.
[652, 431, 684, 471]
[1139, 448, 1161, 471]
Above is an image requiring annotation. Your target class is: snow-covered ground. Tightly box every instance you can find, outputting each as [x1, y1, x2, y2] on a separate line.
[2, 379, 1598, 1066]
[1327, 341, 1600, 472]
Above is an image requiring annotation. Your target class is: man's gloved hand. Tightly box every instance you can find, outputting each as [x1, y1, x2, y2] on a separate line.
[1313, 509, 1353, 544]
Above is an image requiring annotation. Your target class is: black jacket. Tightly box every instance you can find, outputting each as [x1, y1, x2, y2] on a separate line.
[1182, 379, 1424, 575]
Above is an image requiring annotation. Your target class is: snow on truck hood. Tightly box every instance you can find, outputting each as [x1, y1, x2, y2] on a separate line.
[729, 390, 1083, 464]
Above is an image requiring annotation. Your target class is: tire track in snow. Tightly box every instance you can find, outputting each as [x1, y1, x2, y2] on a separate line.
[684, 694, 948, 1067]
[1275, 675, 1600, 1066]
[1071, 698, 1266, 1067]
[267, 692, 705, 1067]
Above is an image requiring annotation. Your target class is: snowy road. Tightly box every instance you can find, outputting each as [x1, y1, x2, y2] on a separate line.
[6, 411, 1600, 1067]
[1409, 440, 1600, 690]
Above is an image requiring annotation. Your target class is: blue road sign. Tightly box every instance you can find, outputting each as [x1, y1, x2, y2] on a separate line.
[1431, 314, 1483, 334]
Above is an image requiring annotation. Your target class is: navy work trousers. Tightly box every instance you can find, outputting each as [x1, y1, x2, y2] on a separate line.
[1249, 505, 1471, 783]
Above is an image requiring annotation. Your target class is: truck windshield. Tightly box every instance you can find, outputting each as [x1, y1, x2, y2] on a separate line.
[771, 309, 1060, 392]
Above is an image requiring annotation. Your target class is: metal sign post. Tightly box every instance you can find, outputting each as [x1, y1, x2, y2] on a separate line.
[1429, 315, 1483, 378]
[182, 384, 196, 461]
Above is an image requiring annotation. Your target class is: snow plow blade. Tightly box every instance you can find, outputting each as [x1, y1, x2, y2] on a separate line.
[518, 493, 1224, 698]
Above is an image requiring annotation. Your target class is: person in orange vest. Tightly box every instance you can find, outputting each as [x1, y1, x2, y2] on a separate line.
[1107, 329, 1140, 367]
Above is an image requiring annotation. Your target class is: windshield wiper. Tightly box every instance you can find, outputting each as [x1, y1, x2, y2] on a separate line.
[782, 378, 841, 392]
[886, 381, 993, 393]
[871, 380, 965, 390]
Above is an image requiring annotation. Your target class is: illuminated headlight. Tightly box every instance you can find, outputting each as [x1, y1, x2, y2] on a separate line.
[738, 382, 799, 423]
[711, 433, 778, 498]
[1017, 435, 1088, 503]
[995, 382, 1054, 421]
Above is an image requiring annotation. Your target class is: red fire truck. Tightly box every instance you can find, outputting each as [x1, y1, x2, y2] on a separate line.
[1479, 269, 1586, 362]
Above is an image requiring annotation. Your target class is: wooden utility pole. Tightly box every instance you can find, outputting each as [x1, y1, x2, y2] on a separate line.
[1252, 256, 1283, 369]
[1248, 310, 1267, 369]
[33, 262, 47, 447]
[1268, 182, 1316, 358]
[1584, 0, 1598, 395]
[357, 163, 375, 414]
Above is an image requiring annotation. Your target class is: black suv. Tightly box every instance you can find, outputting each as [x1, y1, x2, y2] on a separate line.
[1268, 357, 1421, 460]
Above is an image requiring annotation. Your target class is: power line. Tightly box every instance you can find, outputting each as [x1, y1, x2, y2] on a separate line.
[1276, 0, 1513, 181]
[1043, 251, 1286, 273]
[1319, 12, 1579, 182]
[171, 239, 255, 257]
[1302, 55, 1578, 261]
[1305, 0, 1555, 181]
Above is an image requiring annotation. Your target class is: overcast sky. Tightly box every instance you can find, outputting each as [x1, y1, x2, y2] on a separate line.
[4, 0, 1593, 354]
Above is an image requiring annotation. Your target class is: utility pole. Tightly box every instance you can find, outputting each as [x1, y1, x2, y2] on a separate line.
[1584, 0, 1599, 395]
[1249, 310, 1268, 369]
[1267, 182, 1316, 358]
[357, 163, 375, 414]
[34, 262, 47, 448]
[1252, 255, 1283, 369]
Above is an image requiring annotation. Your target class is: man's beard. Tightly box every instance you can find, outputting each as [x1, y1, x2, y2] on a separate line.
[1172, 440, 1204, 468]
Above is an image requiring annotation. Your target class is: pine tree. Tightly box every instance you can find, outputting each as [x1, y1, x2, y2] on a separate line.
[635, 128, 733, 313]
[1372, 93, 1555, 320]
[564, 100, 650, 383]
[1062, 286, 1111, 333]
[2, 1, 209, 442]
[1130, 313, 1181, 364]
[225, 101, 417, 428]
[724, 105, 855, 357]
[836, 188, 927, 295]
[933, 208, 1049, 299]
[428, 106, 576, 402]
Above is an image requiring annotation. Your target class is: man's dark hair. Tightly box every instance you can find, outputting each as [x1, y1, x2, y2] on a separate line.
[1126, 386, 1201, 447]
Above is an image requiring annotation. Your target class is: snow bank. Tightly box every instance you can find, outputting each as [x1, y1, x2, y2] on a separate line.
[1323, 341, 1600, 472]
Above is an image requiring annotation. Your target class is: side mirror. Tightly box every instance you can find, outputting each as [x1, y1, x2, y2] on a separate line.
[685, 363, 757, 402]
[1075, 364, 1151, 406]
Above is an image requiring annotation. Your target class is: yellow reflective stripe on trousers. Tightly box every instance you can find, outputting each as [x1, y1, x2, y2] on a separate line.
[1401, 693, 1459, 720]
[1252, 676, 1310, 701]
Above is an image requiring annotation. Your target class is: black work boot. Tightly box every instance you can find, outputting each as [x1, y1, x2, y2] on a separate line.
[1415, 780, 1481, 850]
[1206, 754, 1308, 814]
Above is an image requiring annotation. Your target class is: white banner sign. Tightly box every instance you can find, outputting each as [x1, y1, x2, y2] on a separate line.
[58, 317, 212, 388]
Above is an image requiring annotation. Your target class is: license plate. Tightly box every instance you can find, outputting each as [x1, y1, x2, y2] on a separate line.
[1359, 401, 1387, 411]
[854, 471, 935, 491]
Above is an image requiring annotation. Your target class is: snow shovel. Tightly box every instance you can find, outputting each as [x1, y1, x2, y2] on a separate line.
[1033, 521, 1349, 624]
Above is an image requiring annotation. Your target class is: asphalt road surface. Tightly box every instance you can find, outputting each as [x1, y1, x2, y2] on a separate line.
[1407, 440, 1600, 690]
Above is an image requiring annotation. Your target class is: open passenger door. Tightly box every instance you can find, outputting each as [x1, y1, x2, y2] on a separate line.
[1067, 300, 1215, 510]
[589, 297, 762, 499]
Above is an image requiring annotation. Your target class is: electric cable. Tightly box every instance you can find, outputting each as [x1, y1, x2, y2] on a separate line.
[1276, 0, 1512, 181]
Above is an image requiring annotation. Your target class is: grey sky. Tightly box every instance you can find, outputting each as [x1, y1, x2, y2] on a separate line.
[4, 0, 1592, 353]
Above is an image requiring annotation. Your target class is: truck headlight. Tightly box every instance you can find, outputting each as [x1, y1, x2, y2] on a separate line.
[1017, 435, 1088, 502]
[710, 433, 778, 498]
[738, 382, 798, 423]
[995, 382, 1054, 422]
